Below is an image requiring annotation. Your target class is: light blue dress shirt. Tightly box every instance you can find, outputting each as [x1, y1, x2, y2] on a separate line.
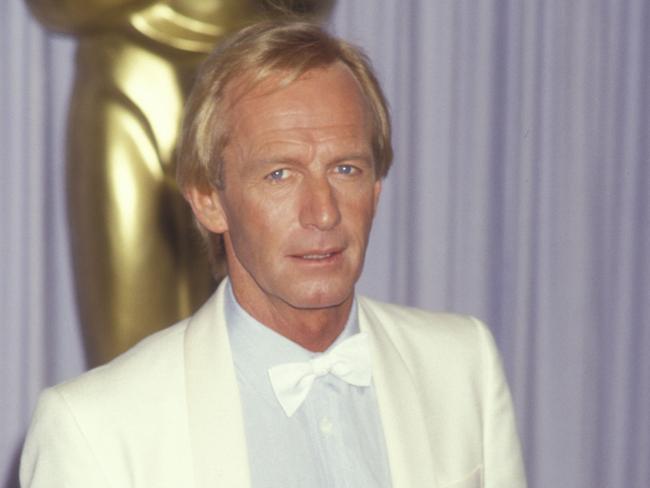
[225, 283, 392, 487]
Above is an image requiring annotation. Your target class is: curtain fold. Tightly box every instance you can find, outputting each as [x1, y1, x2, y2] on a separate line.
[2, 1, 648, 487]
[1, 3, 83, 486]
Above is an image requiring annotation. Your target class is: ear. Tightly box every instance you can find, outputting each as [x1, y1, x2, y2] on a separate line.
[184, 185, 229, 234]
[372, 179, 382, 215]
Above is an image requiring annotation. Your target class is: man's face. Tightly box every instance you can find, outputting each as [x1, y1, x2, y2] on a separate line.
[199, 63, 381, 311]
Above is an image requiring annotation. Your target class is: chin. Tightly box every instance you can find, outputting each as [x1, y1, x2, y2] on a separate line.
[283, 282, 354, 310]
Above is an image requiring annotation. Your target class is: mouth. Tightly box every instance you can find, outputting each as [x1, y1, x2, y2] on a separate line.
[300, 253, 336, 260]
[290, 249, 343, 262]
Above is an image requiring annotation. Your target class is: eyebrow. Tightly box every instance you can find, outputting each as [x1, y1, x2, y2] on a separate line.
[249, 150, 373, 167]
[332, 152, 374, 165]
[248, 156, 299, 168]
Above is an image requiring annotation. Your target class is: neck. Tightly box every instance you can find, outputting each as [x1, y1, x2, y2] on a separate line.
[229, 281, 353, 352]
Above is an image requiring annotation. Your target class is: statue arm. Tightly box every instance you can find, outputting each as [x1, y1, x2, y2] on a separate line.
[25, 0, 156, 32]
[26, 0, 334, 48]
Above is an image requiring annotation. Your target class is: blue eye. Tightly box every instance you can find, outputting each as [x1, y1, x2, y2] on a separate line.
[268, 169, 286, 181]
[336, 165, 355, 175]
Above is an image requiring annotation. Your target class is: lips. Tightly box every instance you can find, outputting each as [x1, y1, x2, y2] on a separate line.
[301, 253, 334, 260]
[290, 248, 343, 261]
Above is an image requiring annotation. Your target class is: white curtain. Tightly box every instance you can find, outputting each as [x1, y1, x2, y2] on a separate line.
[2, 1, 648, 487]
[1, 1, 84, 486]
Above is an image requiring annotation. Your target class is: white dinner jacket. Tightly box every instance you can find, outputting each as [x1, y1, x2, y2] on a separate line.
[20, 280, 526, 488]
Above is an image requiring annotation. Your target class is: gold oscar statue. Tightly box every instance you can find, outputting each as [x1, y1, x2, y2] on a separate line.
[27, 0, 334, 366]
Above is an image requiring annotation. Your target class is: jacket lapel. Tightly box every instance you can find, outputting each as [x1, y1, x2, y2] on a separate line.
[359, 298, 439, 488]
[184, 280, 251, 488]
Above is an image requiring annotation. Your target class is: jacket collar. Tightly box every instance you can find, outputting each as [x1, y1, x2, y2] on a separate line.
[359, 297, 439, 487]
[184, 279, 251, 488]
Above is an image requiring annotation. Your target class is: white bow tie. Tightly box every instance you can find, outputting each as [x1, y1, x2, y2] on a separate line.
[268, 332, 372, 417]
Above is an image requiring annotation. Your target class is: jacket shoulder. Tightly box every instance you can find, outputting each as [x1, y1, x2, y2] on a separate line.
[21, 320, 194, 487]
[54, 319, 189, 404]
[358, 296, 486, 338]
[358, 296, 499, 374]
[38, 319, 191, 451]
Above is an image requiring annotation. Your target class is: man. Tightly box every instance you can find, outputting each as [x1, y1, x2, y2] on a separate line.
[20, 21, 526, 488]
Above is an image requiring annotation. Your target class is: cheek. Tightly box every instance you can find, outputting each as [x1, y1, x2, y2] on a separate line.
[346, 193, 378, 231]
[225, 195, 291, 250]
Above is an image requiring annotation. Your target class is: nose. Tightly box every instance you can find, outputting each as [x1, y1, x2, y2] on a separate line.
[299, 176, 341, 231]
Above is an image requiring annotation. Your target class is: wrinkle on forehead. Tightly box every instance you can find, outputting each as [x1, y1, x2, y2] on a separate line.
[225, 62, 372, 137]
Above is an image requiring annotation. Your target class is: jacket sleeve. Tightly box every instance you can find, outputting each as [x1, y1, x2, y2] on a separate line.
[473, 317, 527, 488]
[20, 388, 111, 488]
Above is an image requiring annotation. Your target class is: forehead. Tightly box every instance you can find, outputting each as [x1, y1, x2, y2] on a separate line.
[224, 63, 371, 140]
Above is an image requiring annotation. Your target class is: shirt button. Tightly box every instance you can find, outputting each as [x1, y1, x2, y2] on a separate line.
[319, 416, 333, 436]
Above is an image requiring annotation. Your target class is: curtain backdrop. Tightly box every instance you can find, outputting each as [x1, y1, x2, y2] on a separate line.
[2, 1, 648, 487]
